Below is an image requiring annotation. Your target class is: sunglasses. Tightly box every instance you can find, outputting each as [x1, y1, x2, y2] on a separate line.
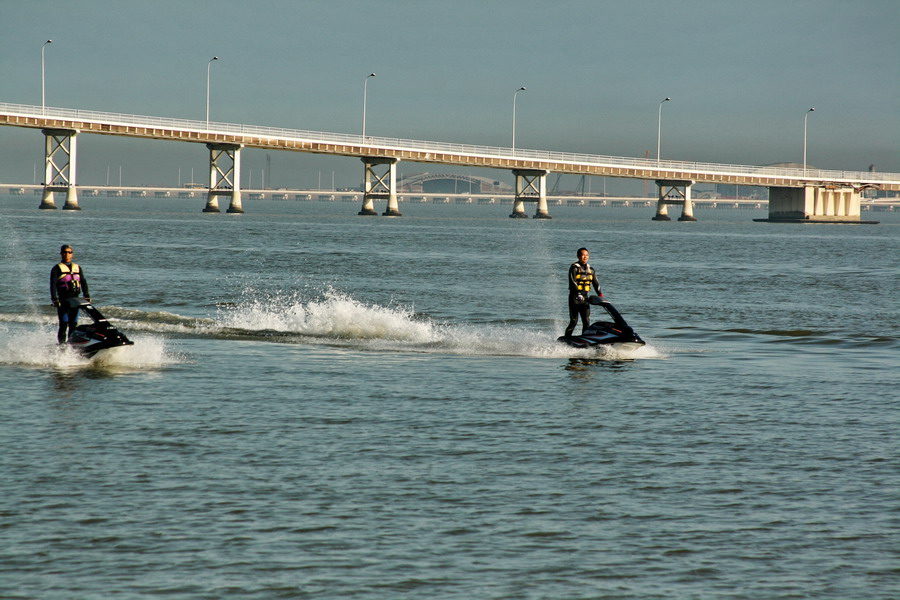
[61, 250, 73, 254]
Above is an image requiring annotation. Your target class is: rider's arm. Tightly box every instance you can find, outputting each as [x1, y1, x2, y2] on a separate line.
[50, 265, 59, 303]
[568, 264, 578, 291]
[80, 269, 90, 299]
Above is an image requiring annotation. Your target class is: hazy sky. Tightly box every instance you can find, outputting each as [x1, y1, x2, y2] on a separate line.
[1, 0, 897, 190]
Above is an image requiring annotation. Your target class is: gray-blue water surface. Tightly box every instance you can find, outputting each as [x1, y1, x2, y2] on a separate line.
[1, 196, 898, 599]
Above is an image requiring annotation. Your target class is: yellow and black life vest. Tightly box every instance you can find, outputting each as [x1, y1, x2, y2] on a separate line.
[572, 262, 595, 294]
[55, 262, 82, 295]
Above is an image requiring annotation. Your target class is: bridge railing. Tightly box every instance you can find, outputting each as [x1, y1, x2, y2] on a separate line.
[2, 102, 897, 185]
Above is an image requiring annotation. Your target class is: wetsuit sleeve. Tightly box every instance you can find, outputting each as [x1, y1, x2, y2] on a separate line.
[567, 264, 578, 294]
[593, 271, 602, 296]
[50, 265, 59, 302]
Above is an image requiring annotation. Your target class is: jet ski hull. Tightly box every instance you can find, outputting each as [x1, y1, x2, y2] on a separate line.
[558, 299, 645, 351]
[557, 335, 645, 352]
[66, 301, 134, 358]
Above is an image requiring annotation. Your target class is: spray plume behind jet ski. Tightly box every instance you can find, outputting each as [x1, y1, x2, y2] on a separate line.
[557, 296, 645, 352]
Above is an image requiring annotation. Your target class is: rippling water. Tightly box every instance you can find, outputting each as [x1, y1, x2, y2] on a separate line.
[1, 196, 897, 599]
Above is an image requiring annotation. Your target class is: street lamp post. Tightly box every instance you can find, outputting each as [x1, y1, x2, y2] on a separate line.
[41, 40, 52, 114]
[512, 86, 526, 153]
[362, 73, 376, 138]
[657, 97, 671, 164]
[206, 56, 219, 127]
[803, 107, 815, 173]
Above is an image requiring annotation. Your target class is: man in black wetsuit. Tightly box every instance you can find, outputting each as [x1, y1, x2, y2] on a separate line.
[565, 247, 602, 337]
[50, 244, 91, 344]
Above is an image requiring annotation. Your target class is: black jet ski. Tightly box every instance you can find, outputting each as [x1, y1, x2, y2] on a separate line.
[66, 299, 134, 358]
[558, 296, 645, 351]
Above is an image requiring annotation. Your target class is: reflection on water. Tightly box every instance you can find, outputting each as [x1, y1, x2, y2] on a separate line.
[50, 365, 125, 391]
[563, 357, 636, 382]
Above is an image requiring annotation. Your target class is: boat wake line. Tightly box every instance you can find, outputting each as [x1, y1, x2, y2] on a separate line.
[0, 289, 663, 367]
[213, 289, 662, 359]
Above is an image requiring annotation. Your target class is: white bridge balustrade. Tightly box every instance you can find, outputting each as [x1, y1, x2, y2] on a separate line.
[2, 102, 898, 221]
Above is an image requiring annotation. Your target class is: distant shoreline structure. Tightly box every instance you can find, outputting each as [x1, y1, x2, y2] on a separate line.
[3, 182, 898, 211]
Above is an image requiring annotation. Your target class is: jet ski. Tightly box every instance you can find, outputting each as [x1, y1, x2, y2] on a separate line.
[558, 296, 645, 351]
[65, 298, 134, 358]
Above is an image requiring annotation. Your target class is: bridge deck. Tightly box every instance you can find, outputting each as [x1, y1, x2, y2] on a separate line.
[2, 102, 898, 191]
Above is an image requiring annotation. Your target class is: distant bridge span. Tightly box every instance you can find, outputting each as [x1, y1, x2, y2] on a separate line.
[1, 102, 897, 221]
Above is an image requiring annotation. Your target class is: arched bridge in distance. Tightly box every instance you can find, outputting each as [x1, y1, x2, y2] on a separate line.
[398, 173, 512, 195]
[2, 102, 898, 222]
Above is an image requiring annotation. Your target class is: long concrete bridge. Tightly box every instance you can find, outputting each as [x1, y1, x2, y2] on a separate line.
[2, 102, 898, 222]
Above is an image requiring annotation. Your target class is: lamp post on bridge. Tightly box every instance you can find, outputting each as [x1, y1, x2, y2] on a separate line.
[512, 86, 526, 154]
[656, 97, 671, 165]
[803, 107, 815, 174]
[362, 73, 376, 139]
[206, 56, 219, 128]
[41, 40, 52, 115]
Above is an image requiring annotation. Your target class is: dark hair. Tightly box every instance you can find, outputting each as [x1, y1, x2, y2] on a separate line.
[60, 244, 72, 253]
[577, 247, 589, 255]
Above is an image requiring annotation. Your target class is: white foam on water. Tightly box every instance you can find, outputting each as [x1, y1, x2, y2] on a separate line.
[89, 334, 183, 369]
[0, 324, 182, 371]
[0, 326, 90, 369]
[1, 291, 664, 363]
[217, 289, 438, 342]
[216, 289, 665, 360]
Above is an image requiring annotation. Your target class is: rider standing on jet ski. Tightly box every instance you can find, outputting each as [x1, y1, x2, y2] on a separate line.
[50, 244, 91, 344]
[565, 247, 602, 337]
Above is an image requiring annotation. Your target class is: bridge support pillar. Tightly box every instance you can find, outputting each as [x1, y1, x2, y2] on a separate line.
[651, 201, 670, 221]
[360, 157, 401, 216]
[762, 185, 867, 223]
[653, 179, 696, 221]
[204, 143, 244, 213]
[39, 129, 80, 210]
[511, 169, 551, 219]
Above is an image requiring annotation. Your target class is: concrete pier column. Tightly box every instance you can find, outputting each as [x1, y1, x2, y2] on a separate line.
[764, 185, 866, 223]
[203, 193, 221, 213]
[61, 133, 80, 210]
[39, 187, 56, 210]
[358, 192, 377, 215]
[651, 199, 671, 221]
[204, 148, 221, 212]
[39, 132, 59, 209]
[844, 188, 862, 217]
[534, 189, 552, 219]
[63, 183, 81, 211]
[511, 169, 551, 219]
[509, 198, 528, 218]
[678, 184, 696, 221]
[360, 157, 401, 216]
[204, 143, 243, 213]
[39, 129, 79, 210]
[653, 179, 695, 221]
[226, 146, 244, 213]
[227, 187, 243, 213]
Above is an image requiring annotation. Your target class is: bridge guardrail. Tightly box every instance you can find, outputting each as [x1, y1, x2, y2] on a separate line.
[2, 102, 897, 185]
